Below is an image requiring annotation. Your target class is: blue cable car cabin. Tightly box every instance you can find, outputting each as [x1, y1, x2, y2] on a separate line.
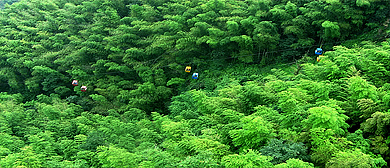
[192, 73, 198, 79]
[315, 48, 323, 55]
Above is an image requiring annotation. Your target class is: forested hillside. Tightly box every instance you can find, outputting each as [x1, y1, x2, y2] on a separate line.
[0, 0, 390, 167]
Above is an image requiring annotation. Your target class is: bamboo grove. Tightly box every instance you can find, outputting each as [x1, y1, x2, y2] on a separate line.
[0, 0, 390, 167]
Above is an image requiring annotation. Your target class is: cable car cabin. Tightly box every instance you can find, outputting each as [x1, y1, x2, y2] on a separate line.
[185, 66, 191, 73]
[72, 80, 78, 86]
[317, 56, 321, 62]
[81, 86, 87, 92]
[192, 73, 198, 79]
[315, 48, 323, 55]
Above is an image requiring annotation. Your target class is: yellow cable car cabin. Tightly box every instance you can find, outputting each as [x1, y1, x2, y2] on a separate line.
[185, 66, 191, 73]
[317, 55, 323, 62]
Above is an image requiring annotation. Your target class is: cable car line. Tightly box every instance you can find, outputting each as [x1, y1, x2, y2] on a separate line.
[76, 39, 344, 76]
[0, 39, 349, 86]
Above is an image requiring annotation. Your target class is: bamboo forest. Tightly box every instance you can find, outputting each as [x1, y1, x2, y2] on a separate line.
[0, 0, 390, 167]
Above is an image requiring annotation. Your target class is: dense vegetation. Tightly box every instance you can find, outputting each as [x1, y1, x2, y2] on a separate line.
[0, 0, 390, 167]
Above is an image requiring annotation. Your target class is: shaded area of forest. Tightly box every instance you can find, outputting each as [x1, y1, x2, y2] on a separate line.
[0, 0, 390, 167]
[0, 0, 18, 9]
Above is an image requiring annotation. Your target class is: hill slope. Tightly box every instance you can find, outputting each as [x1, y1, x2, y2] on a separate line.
[0, 0, 389, 167]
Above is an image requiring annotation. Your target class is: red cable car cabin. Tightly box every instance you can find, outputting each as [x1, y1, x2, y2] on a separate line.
[81, 86, 87, 92]
[72, 80, 78, 86]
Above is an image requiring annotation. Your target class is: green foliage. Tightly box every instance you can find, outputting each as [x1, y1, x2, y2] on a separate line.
[356, 0, 370, 7]
[121, 107, 148, 122]
[230, 115, 275, 150]
[302, 106, 349, 135]
[0, 146, 44, 168]
[167, 78, 185, 87]
[190, 89, 239, 115]
[260, 139, 310, 164]
[162, 119, 191, 141]
[325, 149, 383, 168]
[238, 81, 278, 113]
[117, 82, 172, 112]
[169, 92, 199, 119]
[135, 142, 179, 167]
[346, 130, 371, 153]
[97, 146, 140, 168]
[360, 111, 390, 160]
[176, 151, 221, 168]
[357, 99, 378, 120]
[90, 94, 107, 102]
[80, 130, 107, 152]
[296, 79, 331, 101]
[138, 128, 162, 144]
[253, 21, 280, 51]
[28, 131, 57, 157]
[0, 133, 24, 152]
[361, 111, 390, 136]
[278, 87, 312, 113]
[322, 21, 340, 39]
[347, 76, 378, 102]
[0, 0, 389, 167]
[178, 135, 230, 158]
[222, 149, 274, 168]
[275, 158, 314, 168]
[309, 128, 353, 165]
[253, 105, 282, 124]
